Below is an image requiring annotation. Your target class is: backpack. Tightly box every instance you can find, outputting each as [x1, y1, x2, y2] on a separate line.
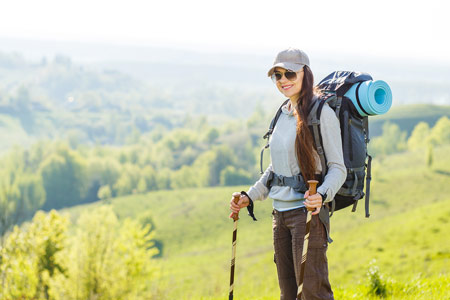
[261, 71, 373, 218]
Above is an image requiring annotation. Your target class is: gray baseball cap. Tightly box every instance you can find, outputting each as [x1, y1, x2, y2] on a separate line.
[267, 47, 310, 77]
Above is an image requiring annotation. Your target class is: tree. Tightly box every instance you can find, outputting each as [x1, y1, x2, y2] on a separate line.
[193, 145, 237, 186]
[407, 122, 430, 151]
[429, 116, 450, 146]
[114, 173, 134, 196]
[87, 157, 121, 198]
[161, 128, 199, 152]
[426, 143, 433, 168]
[11, 86, 35, 134]
[0, 167, 45, 245]
[98, 185, 112, 202]
[220, 166, 253, 186]
[141, 166, 157, 191]
[369, 122, 407, 156]
[113, 164, 140, 196]
[0, 210, 68, 300]
[48, 205, 159, 300]
[40, 145, 88, 210]
[171, 165, 200, 189]
[16, 174, 46, 218]
[204, 128, 220, 144]
[0, 170, 21, 244]
[155, 168, 171, 190]
[137, 178, 148, 194]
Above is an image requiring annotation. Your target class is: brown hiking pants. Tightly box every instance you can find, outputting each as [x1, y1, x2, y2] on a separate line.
[272, 207, 334, 300]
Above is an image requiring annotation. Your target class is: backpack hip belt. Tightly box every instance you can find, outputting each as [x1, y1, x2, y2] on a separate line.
[265, 171, 322, 193]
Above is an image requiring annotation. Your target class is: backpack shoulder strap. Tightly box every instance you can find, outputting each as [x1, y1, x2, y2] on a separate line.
[263, 99, 289, 139]
[308, 96, 329, 179]
[260, 99, 290, 173]
[309, 95, 340, 217]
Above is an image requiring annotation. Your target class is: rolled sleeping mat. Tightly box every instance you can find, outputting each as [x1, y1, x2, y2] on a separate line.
[344, 80, 392, 117]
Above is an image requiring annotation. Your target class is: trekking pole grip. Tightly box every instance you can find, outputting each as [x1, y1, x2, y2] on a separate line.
[231, 192, 241, 221]
[307, 180, 319, 212]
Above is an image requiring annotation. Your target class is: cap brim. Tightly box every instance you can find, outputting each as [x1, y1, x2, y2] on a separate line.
[267, 62, 305, 77]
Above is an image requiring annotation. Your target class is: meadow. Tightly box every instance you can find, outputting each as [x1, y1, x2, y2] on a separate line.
[1, 47, 450, 299]
[61, 144, 450, 299]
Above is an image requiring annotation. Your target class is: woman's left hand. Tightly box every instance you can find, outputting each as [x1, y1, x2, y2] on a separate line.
[304, 190, 322, 215]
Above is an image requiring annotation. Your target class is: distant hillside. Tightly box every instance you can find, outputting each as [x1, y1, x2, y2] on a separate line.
[2, 37, 450, 106]
[0, 51, 276, 151]
[370, 104, 450, 136]
[62, 145, 450, 299]
[0, 50, 449, 153]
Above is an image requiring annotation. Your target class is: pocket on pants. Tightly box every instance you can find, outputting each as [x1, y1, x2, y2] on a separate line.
[304, 217, 330, 288]
[309, 215, 327, 249]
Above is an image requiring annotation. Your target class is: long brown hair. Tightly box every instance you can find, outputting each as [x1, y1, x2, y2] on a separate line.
[294, 65, 320, 182]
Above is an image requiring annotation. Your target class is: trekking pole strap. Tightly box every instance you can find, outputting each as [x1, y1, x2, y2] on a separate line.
[241, 191, 257, 221]
[330, 199, 336, 217]
[319, 205, 333, 243]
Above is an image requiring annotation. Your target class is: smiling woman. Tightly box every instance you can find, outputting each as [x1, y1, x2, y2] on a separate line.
[230, 48, 347, 300]
[271, 68, 304, 98]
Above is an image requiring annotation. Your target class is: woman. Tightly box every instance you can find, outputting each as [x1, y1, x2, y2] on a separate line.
[229, 48, 346, 300]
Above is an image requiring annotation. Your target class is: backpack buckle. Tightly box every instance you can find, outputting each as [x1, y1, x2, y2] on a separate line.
[316, 145, 324, 155]
[277, 174, 285, 185]
[263, 129, 273, 139]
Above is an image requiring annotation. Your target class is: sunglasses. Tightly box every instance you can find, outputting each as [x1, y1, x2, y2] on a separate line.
[271, 70, 299, 83]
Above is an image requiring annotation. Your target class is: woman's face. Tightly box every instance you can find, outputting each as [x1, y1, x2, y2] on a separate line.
[273, 67, 304, 100]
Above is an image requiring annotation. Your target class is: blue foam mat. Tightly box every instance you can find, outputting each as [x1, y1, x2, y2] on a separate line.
[344, 80, 392, 116]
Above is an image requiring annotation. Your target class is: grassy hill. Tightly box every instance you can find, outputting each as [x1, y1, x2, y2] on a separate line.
[62, 145, 450, 299]
[369, 104, 450, 137]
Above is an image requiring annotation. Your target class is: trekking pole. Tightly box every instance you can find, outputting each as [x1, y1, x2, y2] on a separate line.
[228, 192, 241, 300]
[297, 180, 319, 300]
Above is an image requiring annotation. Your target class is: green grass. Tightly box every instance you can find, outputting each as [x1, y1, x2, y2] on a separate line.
[62, 145, 450, 299]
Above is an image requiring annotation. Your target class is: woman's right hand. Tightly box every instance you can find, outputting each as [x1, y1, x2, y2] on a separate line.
[229, 193, 250, 216]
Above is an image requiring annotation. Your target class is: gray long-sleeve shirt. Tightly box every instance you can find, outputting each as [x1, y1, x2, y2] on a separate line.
[247, 98, 347, 211]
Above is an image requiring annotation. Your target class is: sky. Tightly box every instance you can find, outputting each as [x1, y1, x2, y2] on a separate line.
[0, 0, 449, 63]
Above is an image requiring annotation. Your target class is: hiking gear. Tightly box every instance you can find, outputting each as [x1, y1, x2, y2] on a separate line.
[261, 71, 375, 218]
[267, 48, 310, 76]
[344, 79, 392, 117]
[241, 191, 257, 221]
[319, 192, 327, 204]
[260, 99, 290, 174]
[229, 192, 241, 300]
[271, 70, 302, 83]
[265, 171, 322, 193]
[316, 71, 374, 217]
[297, 180, 319, 300]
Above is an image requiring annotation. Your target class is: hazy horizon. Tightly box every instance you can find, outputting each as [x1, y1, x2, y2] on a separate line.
[1, 36, 450, 68]
[1, 0, 449, 63]
[2, 36, 449, 106]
